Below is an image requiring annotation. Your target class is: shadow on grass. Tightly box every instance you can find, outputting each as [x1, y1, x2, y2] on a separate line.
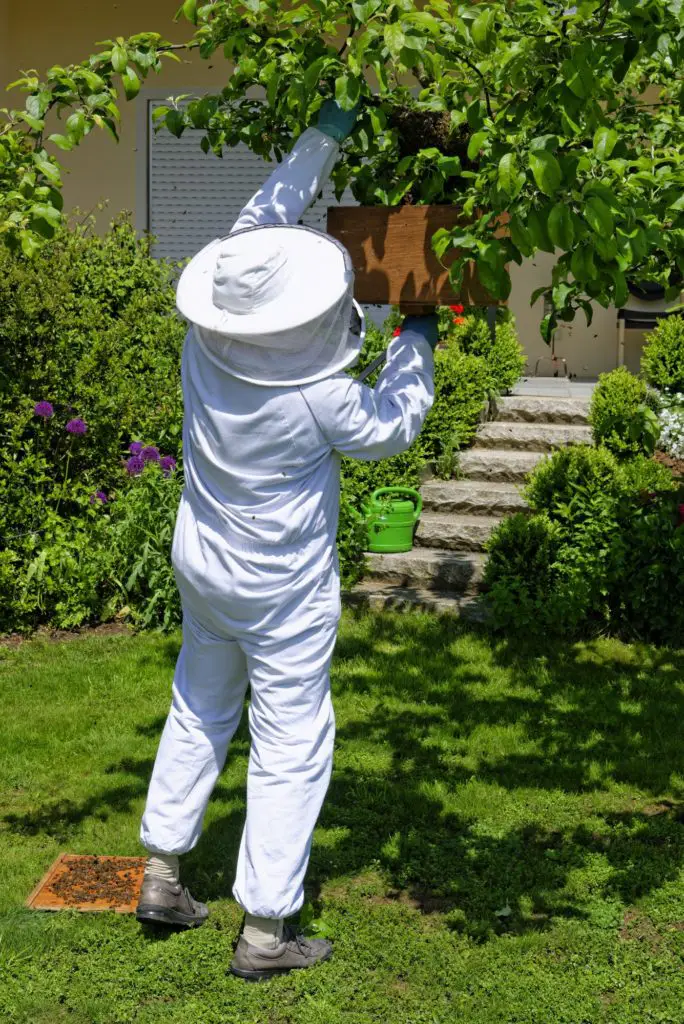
[6, 611, 684, 938]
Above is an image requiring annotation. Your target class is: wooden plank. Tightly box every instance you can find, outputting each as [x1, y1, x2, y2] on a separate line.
[327, 205, 507, 306]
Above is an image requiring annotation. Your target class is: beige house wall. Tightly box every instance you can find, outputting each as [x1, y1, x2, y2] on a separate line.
[1, 0, 644, 377]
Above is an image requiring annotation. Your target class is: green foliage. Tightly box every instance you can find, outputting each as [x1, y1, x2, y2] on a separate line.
[486, 445, 683, 642]
[158, 0, 684, 329]
[109, 462, 183, 630]
[0, 33, 176, 255]
[0, 216, 185, 633]
[340, 310, 523, 586]
[642, 315, 684, 395]
[3, 2, 684, 334]
[589, 366, 661, 458]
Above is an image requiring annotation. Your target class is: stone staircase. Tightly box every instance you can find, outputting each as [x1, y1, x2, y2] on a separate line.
[351, 385, 593, 616]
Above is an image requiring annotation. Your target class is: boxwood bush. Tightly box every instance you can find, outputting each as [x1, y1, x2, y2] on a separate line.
[589, 366, 661, 458]
[485, 445, 684, 643]
[642, 315, 684, 395]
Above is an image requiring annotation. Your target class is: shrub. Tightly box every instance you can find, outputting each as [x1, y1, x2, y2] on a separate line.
[484, 514, 567, 631]
[486, 444, 683, 643]
[525, 446, 623, 519]
[0, 216, 185, 633]
[339, 310, 524, 586]
[589, 366, 661, 458]
[642, 316, 684, 395]
[451, 310, 526, 395]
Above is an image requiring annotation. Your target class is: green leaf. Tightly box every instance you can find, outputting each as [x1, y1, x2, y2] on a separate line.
[352, 0, 382, 20]
[497, 152, 525, 199]
[33, 156, 61, 185]
[509, 215, 534, 257]
[561, 57, 592, 99]
[547, 203, 575, 250]
[467, 131, 487, 162]
[384, 23, 406, 60]
[122, 68, 141, 100]
[66, 111, 86, 142]
[477, 256, 511, 301]
[48, 134, 74, 151]
[21, 112, 45, 132]
[431, 227, 452, 261]
[527, 207, 554, 254]
[571, 245, 597, 282]
[471, 9, 496, 52]
[437, 155, 461, 177]
[529, 151, 562, 196]
[593, 127, 619, 160]
[182, 0, 198, 23]
[540, 312, 557, 343]
[335, 74, 361, 112]
[21, 231, 41, 258]
[112, 45, 128, 73]
[165, 109, 186, 138]
[584, 196, 614, 237]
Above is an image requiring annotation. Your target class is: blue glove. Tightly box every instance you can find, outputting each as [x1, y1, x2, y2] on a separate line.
[401, 315, 439, 350]
[316, 99, 360, 143]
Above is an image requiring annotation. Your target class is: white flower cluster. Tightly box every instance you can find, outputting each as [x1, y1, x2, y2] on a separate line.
[659, 394, 684, 459]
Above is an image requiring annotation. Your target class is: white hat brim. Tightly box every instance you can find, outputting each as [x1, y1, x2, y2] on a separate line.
[176, 224, 352, 337]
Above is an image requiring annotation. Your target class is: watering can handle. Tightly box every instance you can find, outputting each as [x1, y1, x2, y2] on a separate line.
[371, 487, 423, 519]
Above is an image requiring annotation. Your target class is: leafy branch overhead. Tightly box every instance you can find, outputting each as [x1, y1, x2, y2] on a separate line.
[3, 1, 684, 337]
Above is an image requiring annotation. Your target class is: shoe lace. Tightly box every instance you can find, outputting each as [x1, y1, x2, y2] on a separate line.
[283, 923, 312, 955]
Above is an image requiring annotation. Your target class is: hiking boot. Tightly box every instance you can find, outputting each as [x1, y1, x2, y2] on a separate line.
[229, 924, 333, 981]
[136, 876, 209, 929]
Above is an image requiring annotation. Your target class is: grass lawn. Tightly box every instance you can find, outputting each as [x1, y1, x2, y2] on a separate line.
[2, 611, 684, 1023]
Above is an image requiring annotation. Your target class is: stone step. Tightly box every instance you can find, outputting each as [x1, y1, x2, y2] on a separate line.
[416, 512, 502, 552]
[366, 548, 486, 594]
[492, 394, 591, 425]
[457, 448, 545, 483]
[346, 584, 488, 621]
[475, 421, 593, 452]
[421, 479, 527, 516]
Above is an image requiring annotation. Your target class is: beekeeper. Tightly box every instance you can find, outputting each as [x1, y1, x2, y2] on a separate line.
[136, 99, 438, 981]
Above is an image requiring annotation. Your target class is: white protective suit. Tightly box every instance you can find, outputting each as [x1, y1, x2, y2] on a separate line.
[140, 127, 435, 920]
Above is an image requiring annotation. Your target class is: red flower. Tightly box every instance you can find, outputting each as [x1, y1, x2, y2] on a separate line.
[453, 316, 466, 326]
[450, 304, 465, 314]
[393, 327, 402, 337]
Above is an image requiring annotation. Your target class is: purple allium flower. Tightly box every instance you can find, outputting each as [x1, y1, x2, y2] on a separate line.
[90, 490, 109, 505]
[34, 401, 54, 419]
[66, 418, 87, 435]
[160, 455, 177, 477]
[142, 445, 160, 463]
[129, 441, 143, 455]
[126, 455, 145, 476]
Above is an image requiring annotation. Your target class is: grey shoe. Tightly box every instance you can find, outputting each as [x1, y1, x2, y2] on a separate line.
[136, 876, 209, 929]
[230, 924, 333, 981]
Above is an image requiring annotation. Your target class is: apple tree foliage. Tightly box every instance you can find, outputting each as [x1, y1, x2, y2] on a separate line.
[3, 0, 684, 337]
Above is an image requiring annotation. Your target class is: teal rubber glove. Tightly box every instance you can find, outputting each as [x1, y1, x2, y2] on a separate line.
[316, 99, 360, 143]
[402, 315, 439, 351]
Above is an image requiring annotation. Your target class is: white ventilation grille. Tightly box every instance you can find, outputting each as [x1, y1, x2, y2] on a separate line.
[147, 100, 355, 262]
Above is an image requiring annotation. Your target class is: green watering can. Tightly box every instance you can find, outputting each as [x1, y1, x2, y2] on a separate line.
[364, 487, 423, 554]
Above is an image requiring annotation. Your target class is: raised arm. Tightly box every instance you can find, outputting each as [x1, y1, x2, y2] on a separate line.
[231, 101, 359, 232]
[300, 317, 438, 462]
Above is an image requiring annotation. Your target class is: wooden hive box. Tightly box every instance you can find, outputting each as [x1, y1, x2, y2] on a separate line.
[326, 205, 507, 309]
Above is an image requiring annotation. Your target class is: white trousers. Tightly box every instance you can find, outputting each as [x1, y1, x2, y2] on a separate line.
[140, 605, 337, 919]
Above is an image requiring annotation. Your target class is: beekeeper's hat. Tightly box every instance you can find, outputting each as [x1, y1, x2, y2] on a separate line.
[176, 223, 365, 387]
